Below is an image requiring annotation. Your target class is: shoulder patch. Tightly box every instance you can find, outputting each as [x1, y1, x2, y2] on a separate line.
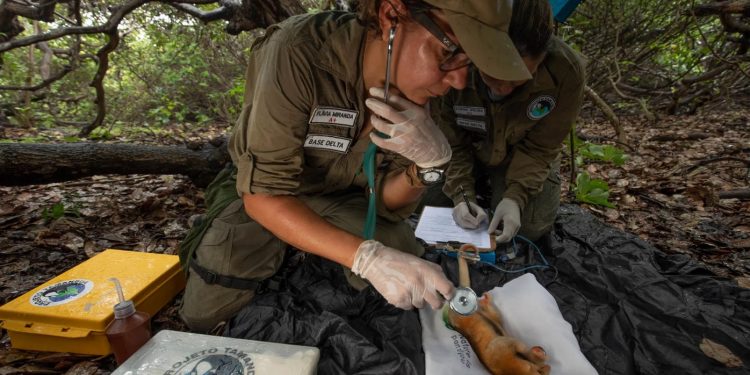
[309, 106, 358, 127]
[527, 95, 556, 120]
[304, 134, 351, 153]
[456, 117, 487, 132]
[453, 105, 486, 117]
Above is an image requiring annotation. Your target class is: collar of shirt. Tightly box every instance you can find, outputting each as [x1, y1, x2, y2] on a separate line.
[313, 15, 367, 88]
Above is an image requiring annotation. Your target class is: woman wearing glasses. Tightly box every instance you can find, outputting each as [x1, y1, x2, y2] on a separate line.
[431, 0, 586, 246]
[178, 0, 531, 333]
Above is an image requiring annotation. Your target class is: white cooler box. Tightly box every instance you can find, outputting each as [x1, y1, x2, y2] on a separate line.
[112, 330, 320, 375]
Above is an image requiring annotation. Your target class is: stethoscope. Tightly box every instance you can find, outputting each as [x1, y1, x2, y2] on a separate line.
[448, 243, 480, 316]
[383, 22, 478, 316]
[383, 21, 396, 106]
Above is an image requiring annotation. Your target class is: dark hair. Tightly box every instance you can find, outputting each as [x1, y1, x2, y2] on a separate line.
[357, 0, 423, 35]
[509, 0, 553, 58]
[356, 0, 381, 34]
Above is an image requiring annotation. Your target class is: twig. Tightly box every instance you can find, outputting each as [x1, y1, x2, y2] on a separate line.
[0, 66, 72, 91]
[685, 156, 750, 173]
[583, 85, 628, 145]
[718, 189, 750, 200]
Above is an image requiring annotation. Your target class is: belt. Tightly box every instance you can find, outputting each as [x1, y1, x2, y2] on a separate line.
[189, 261, 260, 290]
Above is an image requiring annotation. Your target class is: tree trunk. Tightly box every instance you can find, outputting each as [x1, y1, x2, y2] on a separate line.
[0, 140, 229, 187]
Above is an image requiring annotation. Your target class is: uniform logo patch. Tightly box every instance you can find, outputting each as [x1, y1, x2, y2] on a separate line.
[304, 134, 351, 153]
[309, 106, 358, 127]
[527, 95, 556, 120]
[456, 117, 487, 132]
[453, 105, 486, 117]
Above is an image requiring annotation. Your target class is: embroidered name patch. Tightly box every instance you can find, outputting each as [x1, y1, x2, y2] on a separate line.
[456, 117, 487, 132]
[309, 106, 358, 127]
[453, 105, 486, 117]
[304, 134, 351, 153]
[527, 95, 556, 120]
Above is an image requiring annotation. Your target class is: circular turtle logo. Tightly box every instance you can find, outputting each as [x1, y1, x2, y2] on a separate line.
[527, 95, 556, 120]
[30, 279, 94, 307]
[166, 348, 255, 375]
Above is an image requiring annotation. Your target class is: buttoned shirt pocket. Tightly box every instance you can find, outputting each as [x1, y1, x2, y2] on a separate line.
[508, 117, 538, 145]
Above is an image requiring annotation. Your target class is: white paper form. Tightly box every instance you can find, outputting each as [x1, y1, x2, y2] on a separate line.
[415, 206, 491, 248]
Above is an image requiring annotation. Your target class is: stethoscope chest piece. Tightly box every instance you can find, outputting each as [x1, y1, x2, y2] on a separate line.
[449, 286, 478, 316]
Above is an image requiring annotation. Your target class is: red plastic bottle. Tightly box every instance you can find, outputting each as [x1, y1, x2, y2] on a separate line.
[106, 278, 151, 365]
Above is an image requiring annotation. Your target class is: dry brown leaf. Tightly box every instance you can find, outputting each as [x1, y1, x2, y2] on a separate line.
[737, 277, 750, 289]
[61, 361, 99, 375]
[16, 192, 33, 203]
[83, 240, 99, 258]
[699, 338, 743, 368]
[605, 208, 620, 221]
[60, 232, 84, 253]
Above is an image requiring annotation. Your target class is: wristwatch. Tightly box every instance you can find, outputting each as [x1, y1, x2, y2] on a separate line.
[416, 166, 445, 186]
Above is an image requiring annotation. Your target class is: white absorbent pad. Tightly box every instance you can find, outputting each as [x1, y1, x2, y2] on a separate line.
[420, 273, 598, 375]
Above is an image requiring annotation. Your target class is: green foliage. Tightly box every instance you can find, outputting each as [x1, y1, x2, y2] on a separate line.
[565, 135, 629, 167]
[1, 5, 255, 135]
[88, 127, 119, 141]
[563, 0, 738, 111]
[41, 202, 80, 221]
[9, 107, 35, 128]
[565, 133, 625, 208]
[574, 172, 615, 208]
[578, 143, 628, 166]
[104, 8, 253, 128]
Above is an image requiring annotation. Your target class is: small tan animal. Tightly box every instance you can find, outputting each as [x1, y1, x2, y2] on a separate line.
[447, 293, 550, 375]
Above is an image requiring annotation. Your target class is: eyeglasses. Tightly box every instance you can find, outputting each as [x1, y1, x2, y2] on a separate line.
[408, 7, 471, 72]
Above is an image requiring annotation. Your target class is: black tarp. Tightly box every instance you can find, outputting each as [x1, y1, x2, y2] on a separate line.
[225, 205, 750, 375]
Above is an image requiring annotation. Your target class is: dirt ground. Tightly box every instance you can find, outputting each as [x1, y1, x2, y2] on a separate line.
[0, 105, 748, 373]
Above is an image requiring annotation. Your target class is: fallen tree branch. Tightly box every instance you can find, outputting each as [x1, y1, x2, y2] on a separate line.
[685, 156, 750, 172]
[718, 189, 750, 200]
[0, 140, 230, 187]
[648, 132, 712, 142]
[691, 0, 750, 17]
[575, 131, 636, 152]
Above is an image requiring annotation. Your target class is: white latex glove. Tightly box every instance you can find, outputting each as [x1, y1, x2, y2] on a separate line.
[489, 198, 521, 243]
[365, 87, 451, 168]
[452, 201, 488, 229]
[352, 240, 454, 310]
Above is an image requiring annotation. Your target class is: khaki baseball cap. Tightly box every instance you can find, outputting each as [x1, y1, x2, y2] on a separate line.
[423, 0, 531, 80]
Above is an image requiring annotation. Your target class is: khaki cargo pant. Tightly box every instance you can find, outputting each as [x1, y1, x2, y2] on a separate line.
[420, 159, 561, 242]
[179, 191, 423, 332]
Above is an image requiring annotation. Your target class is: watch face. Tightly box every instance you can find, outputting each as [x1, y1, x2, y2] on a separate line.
[423, 170, 442, 182]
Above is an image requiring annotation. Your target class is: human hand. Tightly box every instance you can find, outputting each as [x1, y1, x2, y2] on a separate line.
[489, 198, 521, 243]
[365, 87, 451, 168]
[452, 201, 488, 229]
[352, 240, 454, 309]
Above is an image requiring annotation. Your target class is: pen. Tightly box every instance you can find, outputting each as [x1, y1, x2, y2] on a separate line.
[459, 185, 477, 217]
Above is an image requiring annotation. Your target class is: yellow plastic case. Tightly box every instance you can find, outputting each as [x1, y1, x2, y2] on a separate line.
[0, 249, 186, 355]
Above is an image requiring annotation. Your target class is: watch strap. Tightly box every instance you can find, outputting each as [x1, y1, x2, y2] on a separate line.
[405, 164, 425, 188]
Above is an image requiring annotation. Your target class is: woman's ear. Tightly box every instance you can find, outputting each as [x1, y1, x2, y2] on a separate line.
[377, 0, 404, 41]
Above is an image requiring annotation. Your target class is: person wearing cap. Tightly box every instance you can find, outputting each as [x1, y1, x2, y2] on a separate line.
[428, 0, 586, 245]
[177, 0, 530, 332]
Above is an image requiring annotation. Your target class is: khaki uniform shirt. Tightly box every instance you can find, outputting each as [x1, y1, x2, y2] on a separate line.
[229, 12, 414, 221]
[433, 37, 586, 211]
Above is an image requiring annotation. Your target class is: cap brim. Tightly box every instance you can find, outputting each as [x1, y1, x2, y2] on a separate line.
[442, 11, 532, 81]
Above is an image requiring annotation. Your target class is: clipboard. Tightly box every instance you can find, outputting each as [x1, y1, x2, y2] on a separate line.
[415, 206, 496, 251]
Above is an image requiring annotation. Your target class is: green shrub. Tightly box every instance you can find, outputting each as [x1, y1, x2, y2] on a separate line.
[574, 172, 615, 208]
